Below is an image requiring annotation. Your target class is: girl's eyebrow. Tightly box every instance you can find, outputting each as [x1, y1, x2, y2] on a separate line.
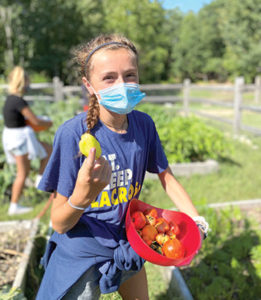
[101, 68, 137, 76]
[100, 71, 117, 76]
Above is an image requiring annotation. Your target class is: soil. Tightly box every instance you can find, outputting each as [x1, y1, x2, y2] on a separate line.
[0, 227, 30, 287]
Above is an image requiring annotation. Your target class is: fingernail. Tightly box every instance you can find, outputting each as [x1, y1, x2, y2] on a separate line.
[90, 148, 95, 153]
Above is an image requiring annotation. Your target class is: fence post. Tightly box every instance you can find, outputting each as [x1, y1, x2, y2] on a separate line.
[183, 78, 191, 116]
[53, 77, 64, 101]
[233, 77, 244, 135]
[254, 76, 261, 103]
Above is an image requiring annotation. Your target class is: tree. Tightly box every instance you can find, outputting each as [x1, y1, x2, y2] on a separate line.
[160, 8, 183, 82]
[197, 0, 227, 81]
[171, 12, 205, 81]
[218, 0, 261, 81]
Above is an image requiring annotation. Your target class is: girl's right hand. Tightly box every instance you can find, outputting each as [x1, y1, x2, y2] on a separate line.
[71, 148, 112, 208]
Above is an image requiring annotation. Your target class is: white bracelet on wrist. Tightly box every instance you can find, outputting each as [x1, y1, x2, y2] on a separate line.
[192, 216, 210, 239]
[67, 197, 85, 211]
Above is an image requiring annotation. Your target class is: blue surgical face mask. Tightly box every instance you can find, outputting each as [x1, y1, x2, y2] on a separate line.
[94, 83, 146, 114]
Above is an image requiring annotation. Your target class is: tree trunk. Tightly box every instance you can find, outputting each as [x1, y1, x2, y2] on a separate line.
[0, 5, 14, 71]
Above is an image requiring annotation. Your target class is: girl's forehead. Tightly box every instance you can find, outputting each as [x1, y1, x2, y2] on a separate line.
[90, 48, 137, 72]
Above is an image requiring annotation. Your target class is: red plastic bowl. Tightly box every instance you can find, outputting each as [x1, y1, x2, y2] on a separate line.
[125, 198, 202, 266]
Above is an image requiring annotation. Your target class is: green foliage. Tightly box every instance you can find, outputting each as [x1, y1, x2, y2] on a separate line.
[218, 0, 261, 82]
[158, 115, 232, 163]
[181, 206, 261, 299]
[0, 286, 26, 300]
[29, 72, 50, 83]
[138, 103, 233, 163]
[1, 0, 260, 83]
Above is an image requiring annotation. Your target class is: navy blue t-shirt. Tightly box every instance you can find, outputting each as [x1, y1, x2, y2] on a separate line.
[39, 110, 168, 247]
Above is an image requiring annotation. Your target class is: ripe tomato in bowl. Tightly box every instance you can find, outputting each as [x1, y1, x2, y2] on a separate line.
[125, 198, 201, 266]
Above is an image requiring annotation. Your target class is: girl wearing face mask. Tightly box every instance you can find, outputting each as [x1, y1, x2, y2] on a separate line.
[36, 34, 209, 300]
[2, 66, 53, 215]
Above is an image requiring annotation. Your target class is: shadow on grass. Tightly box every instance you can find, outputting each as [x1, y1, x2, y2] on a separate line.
[217, 155, 242, 167]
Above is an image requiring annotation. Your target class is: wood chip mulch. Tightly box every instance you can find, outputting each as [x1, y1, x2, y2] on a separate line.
[0, 228, 30, 287]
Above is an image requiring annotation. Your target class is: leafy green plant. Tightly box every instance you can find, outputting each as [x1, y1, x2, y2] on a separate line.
[0, 286, 26, 300]
[181, 206, 261, 299]
[138, 103, 233, 163]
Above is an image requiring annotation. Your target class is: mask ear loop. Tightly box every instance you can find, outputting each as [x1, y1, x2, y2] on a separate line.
[86, 80, 100, 101]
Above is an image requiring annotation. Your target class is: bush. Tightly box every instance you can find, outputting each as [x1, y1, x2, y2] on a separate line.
[138, 103, 233, 163]
[158, 115, 233, 163]
[181, 205, 261, 299]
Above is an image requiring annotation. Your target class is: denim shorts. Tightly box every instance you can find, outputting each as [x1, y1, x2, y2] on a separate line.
[62, 265, 139, 300]
[11, 141, 28, 156]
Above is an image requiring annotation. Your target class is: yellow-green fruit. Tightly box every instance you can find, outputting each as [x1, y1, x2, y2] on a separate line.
[79, 133, 102, 159]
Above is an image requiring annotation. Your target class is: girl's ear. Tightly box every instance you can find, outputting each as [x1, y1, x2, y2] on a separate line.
[82, 77, 94, 95]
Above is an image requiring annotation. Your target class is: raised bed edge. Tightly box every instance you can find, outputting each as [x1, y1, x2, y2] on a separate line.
[12, 218, 39, 292]
[145, 159, 219, 179]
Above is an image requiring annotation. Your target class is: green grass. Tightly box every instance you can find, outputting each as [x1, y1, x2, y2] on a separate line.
[242, 111, 261, 128]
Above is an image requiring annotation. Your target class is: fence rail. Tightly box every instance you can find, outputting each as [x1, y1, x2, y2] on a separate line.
[0, 76, 260, 135]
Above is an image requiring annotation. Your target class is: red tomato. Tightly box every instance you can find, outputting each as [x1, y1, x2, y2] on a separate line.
[162, 239, 185, 259]
[169, 221, 180, 236]
[142, 236, 153, 246]
[155, 217, 170, 233]
[131, 211, 146, 229]
[142, 224, 158, 244]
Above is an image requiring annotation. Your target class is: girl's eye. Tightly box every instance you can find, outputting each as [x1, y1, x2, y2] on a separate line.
[104, 76, 114, 81]
[126, 73, 137, 79]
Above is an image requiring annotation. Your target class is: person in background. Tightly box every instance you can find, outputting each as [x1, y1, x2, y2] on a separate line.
[36, 34, 209, 299]
[2, 66, 53, 215]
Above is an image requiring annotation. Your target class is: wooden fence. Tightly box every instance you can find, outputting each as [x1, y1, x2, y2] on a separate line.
[0, 76, 261, 135]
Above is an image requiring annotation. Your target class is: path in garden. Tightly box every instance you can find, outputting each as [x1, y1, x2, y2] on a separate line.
[209, 199, 261, 227]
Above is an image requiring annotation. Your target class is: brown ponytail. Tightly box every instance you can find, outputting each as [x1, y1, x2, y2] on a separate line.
[73, 34, 138, 133]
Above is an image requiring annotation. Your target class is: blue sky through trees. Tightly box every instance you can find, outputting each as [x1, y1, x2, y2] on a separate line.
[162, 0, 213, 12]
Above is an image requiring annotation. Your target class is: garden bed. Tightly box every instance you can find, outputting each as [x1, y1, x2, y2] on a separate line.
[161, 201, 261, 299]
[0, 219, 40, 296]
